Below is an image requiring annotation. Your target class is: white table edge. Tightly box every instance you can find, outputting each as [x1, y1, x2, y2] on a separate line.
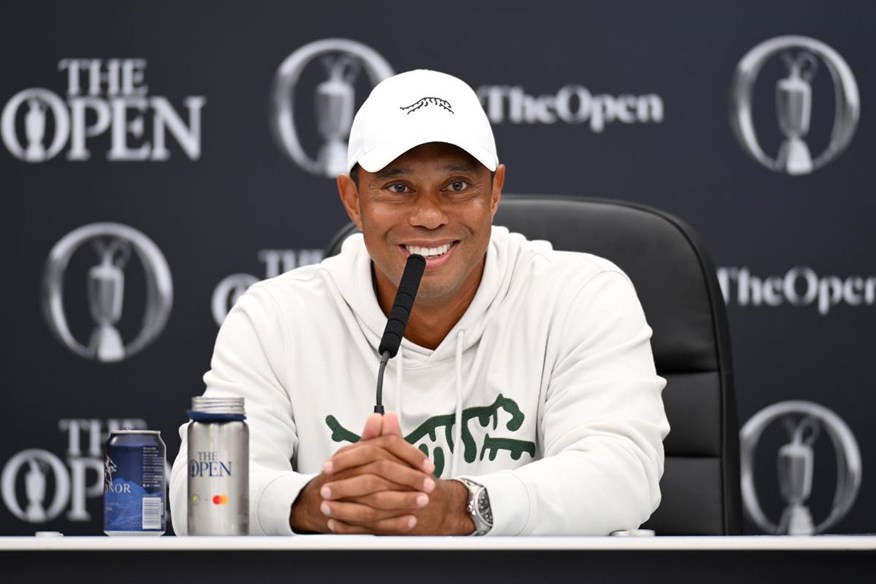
[2, 535, 875, 552]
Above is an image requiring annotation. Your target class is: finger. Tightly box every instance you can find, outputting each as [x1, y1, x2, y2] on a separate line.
[323, 440, 410, 476]
[321, 498, 403, 525]
[359, 413, 384, 441]
[381, 411, 402, 437]
[330, 435, 435, 475]
[348, 490, 430, 511]
[323, 461, 436, 497]
[323, 475, 432, 507]
[322, 500, 419, 532]
[326, 515, 417, 535]
[324, 415, 391, 475]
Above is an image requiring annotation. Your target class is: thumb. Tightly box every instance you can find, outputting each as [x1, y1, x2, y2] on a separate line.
[359, 413, 383, 441]
[381, 411, 403, 436]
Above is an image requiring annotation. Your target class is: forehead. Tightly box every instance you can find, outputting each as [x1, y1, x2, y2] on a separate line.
[372, 143, 485, 178]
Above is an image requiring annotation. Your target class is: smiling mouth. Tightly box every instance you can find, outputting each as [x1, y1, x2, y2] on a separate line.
[403, 242, 455, 258]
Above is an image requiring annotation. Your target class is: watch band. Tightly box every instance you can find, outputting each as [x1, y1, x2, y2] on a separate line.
[455, 478, 493, 536]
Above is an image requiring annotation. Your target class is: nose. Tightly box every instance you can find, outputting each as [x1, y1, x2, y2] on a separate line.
[409, 192, 448, 230]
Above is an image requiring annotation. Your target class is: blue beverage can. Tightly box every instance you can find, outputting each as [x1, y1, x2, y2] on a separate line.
[103, 430, 166, 536]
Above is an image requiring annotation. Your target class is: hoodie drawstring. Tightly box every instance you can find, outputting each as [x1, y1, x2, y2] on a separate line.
[395, 347, 404, 433]
[393, 331, 465, 478]
[450, 329, 465, 477]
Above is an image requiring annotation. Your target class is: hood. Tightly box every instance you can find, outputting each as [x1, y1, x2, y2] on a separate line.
[321, 226, 536, 365]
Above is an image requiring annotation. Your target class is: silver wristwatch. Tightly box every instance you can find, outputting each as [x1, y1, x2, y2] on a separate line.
[455, 478, 493, 536]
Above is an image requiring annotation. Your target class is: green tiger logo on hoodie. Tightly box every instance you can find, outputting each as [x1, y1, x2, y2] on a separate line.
[325, 394, 536, 477]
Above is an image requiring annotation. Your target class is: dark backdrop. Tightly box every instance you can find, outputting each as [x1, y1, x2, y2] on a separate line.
[1, 0, 872, 536]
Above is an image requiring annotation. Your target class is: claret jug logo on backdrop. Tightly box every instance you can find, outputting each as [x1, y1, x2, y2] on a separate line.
[271, 39, 394, 178]
[2, 58, 206, 162]
[1, 419, 148, 524]
[740, 401, 861, 535]
[730, 36, 860, 175]
[42, 223, 173, 362]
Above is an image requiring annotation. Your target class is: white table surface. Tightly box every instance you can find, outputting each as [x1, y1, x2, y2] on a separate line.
[2, 535, 875, 552]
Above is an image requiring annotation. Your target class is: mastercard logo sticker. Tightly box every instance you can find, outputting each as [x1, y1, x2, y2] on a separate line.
[212, 495, 229, 505]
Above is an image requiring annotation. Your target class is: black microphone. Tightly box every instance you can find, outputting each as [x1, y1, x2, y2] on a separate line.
[374, 254, 426, 414]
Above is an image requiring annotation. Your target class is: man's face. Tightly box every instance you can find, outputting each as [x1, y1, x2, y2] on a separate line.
[338, 142, 505, 309]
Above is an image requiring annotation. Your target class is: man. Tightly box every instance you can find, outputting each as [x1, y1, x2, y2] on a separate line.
[170, 69, 669, 536]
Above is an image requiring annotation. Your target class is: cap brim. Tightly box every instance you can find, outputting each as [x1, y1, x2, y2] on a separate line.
[356, 132, 498, 173]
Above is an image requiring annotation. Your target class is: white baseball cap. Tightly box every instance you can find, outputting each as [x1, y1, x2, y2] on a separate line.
[346, 69, 498, 173]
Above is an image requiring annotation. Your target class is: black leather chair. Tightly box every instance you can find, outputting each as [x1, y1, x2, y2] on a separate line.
[325, 195, 742, 535]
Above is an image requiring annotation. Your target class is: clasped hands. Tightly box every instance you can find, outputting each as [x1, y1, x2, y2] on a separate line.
[290, 411, 472, 535]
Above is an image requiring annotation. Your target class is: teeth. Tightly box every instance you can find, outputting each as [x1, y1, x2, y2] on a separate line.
[406, 243, 452, 258]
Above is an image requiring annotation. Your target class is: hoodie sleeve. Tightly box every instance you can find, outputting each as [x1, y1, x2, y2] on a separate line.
[169, 283, 317, 535]
[467, 268, 669, 536]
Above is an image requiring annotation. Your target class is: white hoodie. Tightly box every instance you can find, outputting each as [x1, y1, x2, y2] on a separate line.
[170, 226, 669, 536]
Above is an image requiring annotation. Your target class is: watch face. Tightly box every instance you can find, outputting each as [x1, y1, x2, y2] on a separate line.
[477, 490, 493, 526]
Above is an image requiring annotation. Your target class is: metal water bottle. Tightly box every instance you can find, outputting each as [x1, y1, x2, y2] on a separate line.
[187, 396, 249, 535]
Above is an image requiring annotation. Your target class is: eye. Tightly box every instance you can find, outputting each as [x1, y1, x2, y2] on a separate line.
[447, 180, 469, 192]
[386, 183, 410, 194]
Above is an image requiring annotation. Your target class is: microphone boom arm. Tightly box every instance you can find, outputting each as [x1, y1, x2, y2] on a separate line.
[374, 254, 426, 415]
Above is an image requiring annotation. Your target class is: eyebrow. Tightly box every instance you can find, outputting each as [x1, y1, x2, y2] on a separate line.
[375, 166, 412, 179]
[375, 163, 479, 179]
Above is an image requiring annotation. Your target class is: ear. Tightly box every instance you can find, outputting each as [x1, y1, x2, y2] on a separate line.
[489, 164, 505, 217]
[337, 174, 363, 230]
